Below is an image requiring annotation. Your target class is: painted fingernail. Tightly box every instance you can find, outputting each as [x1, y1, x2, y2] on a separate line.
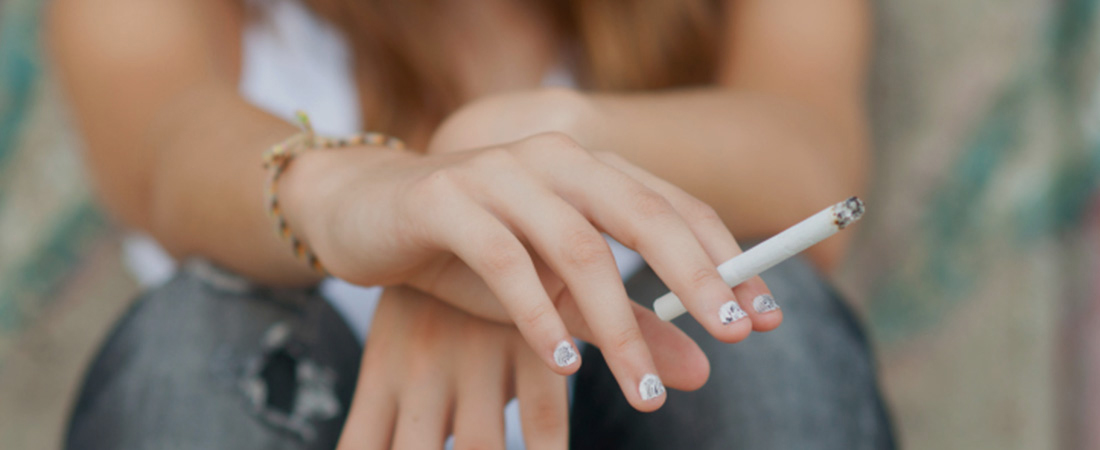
[554, 340, 579, 367]
[753, 294, 779, 313]
[639, 374, 665, 401]
[719, 300, 748, 325]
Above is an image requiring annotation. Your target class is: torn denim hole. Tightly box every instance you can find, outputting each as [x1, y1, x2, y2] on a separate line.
[238, 322, 341, 442]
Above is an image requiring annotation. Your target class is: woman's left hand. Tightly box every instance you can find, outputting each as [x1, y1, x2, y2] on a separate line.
[338, 286, 567, 449]
[338, 285, 710, 449]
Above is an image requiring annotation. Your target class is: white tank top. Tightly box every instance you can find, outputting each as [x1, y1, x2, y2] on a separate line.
[123, 1, 645, 446]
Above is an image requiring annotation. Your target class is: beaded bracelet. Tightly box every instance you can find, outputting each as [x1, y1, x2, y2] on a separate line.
[262, 111, 406, 274]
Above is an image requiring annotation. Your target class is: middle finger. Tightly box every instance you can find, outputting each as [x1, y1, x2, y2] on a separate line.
[467, 168, 665, 410]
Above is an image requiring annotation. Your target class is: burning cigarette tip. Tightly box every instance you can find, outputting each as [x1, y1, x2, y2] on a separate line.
[833, 196, 865, 229]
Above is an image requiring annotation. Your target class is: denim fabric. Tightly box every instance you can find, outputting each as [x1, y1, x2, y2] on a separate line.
[67, 258, 894, 449]
[66, 261, 361, 450]
[571, 260, 896, 449]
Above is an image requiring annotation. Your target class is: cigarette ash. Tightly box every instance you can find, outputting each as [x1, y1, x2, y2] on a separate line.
[832, 196, 865, 229]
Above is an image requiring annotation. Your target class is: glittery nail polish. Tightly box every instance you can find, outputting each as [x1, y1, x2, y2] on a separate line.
[639, 374, 665, 401]
[753, 294, 779, 313]
[554, 340, 579, 367]
[719, 300, 748, 324]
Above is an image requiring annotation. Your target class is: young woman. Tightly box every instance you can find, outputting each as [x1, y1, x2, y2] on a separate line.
[49, 0, 890, 448]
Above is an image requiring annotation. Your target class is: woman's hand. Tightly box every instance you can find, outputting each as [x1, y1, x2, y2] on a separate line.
[337, 286, 710, 448]
[281, 117, 777, 409]
[338, 287, 566, 449]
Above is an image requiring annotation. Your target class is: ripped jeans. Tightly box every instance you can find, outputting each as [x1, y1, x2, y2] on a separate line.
[66, 259, 895, 449]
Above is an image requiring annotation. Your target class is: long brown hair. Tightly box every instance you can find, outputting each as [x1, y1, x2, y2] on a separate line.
[304, 0, 721, 139]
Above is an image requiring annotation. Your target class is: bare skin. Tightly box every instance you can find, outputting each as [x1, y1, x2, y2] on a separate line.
[47, 0, 869, 283]
[340, 286, 710, 449]
[48, 0, 869, 445]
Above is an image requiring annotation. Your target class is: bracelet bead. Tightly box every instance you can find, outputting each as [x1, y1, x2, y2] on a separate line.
[262, 110, 405, 274]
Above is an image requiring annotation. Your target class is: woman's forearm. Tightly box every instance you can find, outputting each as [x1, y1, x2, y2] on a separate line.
[577, 89, 869, 268]
[142, 85, 422, 286]
[138, 87, 324, 285]
[580, 89, 868, 236]
[48, 0, 339, 285]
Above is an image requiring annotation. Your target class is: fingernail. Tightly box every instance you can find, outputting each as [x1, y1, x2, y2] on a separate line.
[639, 374, 665, 401]
[753, 294, 779, 313]
[554, 340, 579, 367]
[719, 300, 748, 325]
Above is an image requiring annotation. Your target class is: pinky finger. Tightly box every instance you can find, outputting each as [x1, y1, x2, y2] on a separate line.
[515, 345, 570, 450]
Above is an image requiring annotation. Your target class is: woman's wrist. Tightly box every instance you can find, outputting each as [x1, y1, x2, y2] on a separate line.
[427, 87, 602, 154]
[277, 146, 413, 267]
[526, 88, 601, 148]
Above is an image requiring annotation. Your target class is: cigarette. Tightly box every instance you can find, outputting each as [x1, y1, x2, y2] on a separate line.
[653, 196, 865, 321]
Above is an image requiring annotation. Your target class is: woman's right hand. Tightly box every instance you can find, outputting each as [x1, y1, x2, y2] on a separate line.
[281, 131, 778, 410]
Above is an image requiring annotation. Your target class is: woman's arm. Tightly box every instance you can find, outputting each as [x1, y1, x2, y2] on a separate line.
[431, 0, 871, 269]
[51, 0, 794, 409]
[48, 0, 769, 410]
[587, 0, 871, 269]
[46, 0, 351, 285]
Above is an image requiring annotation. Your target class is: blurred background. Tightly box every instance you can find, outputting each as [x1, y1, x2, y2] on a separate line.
[2, 0, 1099, 448]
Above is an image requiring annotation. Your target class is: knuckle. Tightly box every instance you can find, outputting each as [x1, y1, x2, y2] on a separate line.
[517, 301, 556, 332]
[520, 131, 590, 160]
[605, 326, 645, 356]
[524, 397, 567, 435]
[470, 147, 518, 171]
[548, 281, 570, 308]
[527, 131, 578, 149]
[561, 229, 611, 269]
[412, 168, 458, 201]
[687, 267, 722, 290]
[686, 201, 723, 225]
[630, 188, 674, 220]
[478, 238, 526, 276]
